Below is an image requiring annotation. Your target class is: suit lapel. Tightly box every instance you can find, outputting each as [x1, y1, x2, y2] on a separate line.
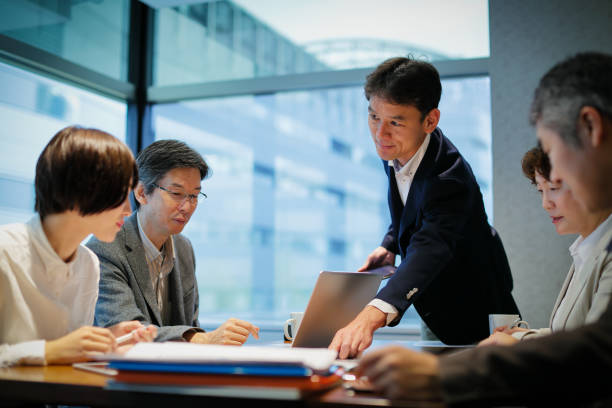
[123, 213, 163, 326]
[549, 264, 575, 327]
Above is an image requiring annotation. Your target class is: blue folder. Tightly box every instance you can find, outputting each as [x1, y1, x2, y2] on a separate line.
[108, 360, 316, 377]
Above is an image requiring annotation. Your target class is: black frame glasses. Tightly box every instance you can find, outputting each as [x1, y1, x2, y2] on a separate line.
[152, 182, 207, 204]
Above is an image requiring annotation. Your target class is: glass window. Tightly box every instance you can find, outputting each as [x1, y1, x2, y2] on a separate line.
[438, 76, 493, 219]
[151, 76, 491, 329]
[0, 0, 131, 81]
[0, 61, 127, 224]
[152, 0, 489, 85]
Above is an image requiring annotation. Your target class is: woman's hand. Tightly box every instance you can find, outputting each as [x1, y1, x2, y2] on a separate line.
[45, 326, 115, 364]
[478, 331, 519, 347]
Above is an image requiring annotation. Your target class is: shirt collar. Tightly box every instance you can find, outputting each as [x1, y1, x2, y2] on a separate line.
[388, 133, 431, 177]
[569, 212, 612, 267]
[578, 213, 612, 261]
[569, 236, 583, 260]
[136, 211, 176, 262]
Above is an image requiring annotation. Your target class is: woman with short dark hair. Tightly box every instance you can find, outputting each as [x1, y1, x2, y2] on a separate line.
[0, 126, 156, 367]
[480, 146, 612, 346]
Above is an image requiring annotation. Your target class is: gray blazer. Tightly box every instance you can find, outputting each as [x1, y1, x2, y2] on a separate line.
[87, 213, 202, 341]
[514, 225, 612, 340]
[551, 226, 612, 329]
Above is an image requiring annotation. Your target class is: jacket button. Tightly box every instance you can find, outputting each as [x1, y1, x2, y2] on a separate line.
[406, 288, 419, 300]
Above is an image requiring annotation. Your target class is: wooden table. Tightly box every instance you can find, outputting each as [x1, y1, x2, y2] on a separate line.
[0, 364, 446, 407]
[0, 340, 461, 407]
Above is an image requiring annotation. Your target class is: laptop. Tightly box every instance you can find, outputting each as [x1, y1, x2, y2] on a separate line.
[291, 271, 384, 348]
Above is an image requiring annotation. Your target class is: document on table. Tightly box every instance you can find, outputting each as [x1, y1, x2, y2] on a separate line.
[103, 342, 337, 371]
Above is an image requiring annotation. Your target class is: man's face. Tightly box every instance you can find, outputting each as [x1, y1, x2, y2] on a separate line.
[140, 167, 202, 238]
[368, 96, 438, 166]
[536, 124, 601, 212]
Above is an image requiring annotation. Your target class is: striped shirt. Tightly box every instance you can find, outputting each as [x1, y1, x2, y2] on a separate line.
[137, 212, 175, 325]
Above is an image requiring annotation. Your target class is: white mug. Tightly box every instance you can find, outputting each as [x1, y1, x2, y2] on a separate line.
[283, 312, 304, 341]
[488, 314, 529, 334]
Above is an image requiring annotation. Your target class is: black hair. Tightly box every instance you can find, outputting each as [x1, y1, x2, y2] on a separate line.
[364, 56, 442, 119]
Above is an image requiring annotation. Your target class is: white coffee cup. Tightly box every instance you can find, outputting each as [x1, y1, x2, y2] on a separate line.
[283, 312, 304, 341]
[488, 314, 529, 334]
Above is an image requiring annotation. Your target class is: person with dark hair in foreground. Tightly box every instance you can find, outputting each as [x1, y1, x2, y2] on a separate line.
[88, 139, 259, 344]
[357, 52, 612, 406]
[0, 126, 156, 367]
[329, 57, 518, 358]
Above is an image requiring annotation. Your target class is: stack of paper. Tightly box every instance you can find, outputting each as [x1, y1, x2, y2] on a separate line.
[106, 342, 338, 376]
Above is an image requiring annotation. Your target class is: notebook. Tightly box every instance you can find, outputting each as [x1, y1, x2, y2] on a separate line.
[103, 342, 337, 376]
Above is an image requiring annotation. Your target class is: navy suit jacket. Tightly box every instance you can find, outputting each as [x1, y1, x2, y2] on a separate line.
[377, 128, 518, 344]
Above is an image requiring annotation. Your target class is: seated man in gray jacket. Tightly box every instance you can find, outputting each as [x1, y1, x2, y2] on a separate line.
[89, 139, 259, 343]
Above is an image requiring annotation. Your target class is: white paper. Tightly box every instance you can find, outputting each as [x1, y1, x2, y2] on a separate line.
[113, 342, 337, 370]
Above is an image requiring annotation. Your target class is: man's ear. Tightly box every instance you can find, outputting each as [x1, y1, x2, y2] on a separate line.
[134, 181, 148, 206]
[423, 108, 440, 133]
[578, 106, 604, 148]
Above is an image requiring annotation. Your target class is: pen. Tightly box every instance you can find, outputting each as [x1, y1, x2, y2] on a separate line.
[116, 330, 136, 345]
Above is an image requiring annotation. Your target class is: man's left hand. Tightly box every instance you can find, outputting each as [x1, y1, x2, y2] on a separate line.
[191, 318, 260, 345]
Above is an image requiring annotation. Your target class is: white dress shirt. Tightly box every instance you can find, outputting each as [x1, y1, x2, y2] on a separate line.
[368, 134, 431, 325]
[137, 212, 175, 325]
[0, 216, 99, 367]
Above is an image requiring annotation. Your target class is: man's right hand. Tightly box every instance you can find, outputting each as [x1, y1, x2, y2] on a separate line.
[45, 326, 116, 364]
[328, 306, 387, 359]
[358, 246, 395, 272]
[357, 345, 442, 401]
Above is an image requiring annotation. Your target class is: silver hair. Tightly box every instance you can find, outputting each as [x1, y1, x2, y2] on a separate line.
[530, 52, 612, 148]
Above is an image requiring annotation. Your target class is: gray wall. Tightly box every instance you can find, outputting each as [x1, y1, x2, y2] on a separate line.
[490, 0, 612, 327]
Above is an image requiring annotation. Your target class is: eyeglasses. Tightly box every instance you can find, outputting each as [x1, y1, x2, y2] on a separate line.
[152, 183, 207, 205]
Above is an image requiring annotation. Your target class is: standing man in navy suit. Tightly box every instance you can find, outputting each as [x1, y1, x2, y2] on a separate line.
[353, 52, 612, 408]
[330, 57, 519, 358]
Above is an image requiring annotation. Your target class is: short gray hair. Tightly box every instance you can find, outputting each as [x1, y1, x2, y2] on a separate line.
[529, 52, 612, 148]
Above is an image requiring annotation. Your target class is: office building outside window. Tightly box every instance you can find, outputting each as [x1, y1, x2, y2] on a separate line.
[152, 75, 491, 328]
[0, 0, 130, 81]
[0, 62, 127, 225]
[0, 0, 491, 333]
[152, 0, 489, 85]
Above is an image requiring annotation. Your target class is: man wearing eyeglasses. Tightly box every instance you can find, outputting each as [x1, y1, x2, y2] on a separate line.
[88, 139, 259, 344]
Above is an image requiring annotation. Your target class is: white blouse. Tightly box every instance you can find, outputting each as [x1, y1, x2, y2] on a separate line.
[0, 216, 99, 367]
